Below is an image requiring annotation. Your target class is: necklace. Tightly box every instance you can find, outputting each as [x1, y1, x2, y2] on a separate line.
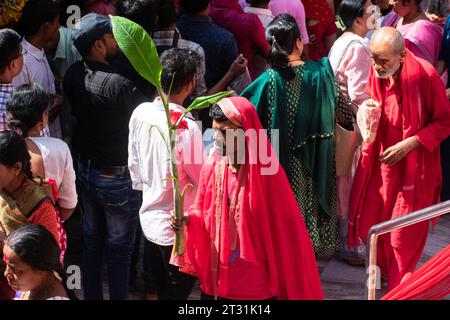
[288, 58, 303, 63]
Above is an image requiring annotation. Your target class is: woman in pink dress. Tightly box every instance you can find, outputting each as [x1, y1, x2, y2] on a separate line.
[382, 0, 442, 66]
[329, 0, 375, 265]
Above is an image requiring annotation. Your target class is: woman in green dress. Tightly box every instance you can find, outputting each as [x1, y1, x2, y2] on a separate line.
[242, 14, 339, 257]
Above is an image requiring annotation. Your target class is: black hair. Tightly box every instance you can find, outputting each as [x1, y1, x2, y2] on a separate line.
[266, 14, 302, 80]
[7, 84, 49, 138]
[16, 0, 60, 37]
[116, 0, 159, 33]
[0, 29, 22, 73]
[180, 0, 210, 15]
[422, 0, 446, 17]
[246, 0, 271, 5]
[160, 48, 198, 95]
[0, 130, 33, 179]
[155, 0, 177, 29]
[337, 0, 368, 31]
[209, 104, 228, 123]
[4, 224, 78, 300]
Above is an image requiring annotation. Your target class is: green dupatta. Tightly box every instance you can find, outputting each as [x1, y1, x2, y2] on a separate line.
[241, 58, 337, 218]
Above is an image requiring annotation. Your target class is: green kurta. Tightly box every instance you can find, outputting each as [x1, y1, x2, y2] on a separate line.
[242, 59, 339, 257]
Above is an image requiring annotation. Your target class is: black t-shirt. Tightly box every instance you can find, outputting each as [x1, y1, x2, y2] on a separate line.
[63, 60, 147, 167]
[111, 52, 157, 100]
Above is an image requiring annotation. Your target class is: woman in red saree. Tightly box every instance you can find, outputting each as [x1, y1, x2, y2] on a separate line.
[0, 131, 65, 299]
[172, 97, 323, 300]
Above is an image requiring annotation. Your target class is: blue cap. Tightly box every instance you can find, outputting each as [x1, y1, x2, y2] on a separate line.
[72, 13, 113, 56]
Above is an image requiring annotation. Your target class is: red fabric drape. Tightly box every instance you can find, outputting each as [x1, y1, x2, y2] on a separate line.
[382, 245, 450, 300]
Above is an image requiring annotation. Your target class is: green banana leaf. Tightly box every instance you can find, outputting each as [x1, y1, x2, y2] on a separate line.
[111, 15, 162, 88]
[185, 90, 235, 114]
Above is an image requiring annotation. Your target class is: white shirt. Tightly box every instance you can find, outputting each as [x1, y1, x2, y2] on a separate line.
[12, 39, 57, 138]
[30, 137, 78, 209]
[244, 7, 275, 29]
[13, 39, 56, 94]
[128, 98, 205, 246]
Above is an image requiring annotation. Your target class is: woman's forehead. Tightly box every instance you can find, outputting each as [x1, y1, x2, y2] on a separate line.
[3, 244, 19, 265]
[212, 119, 239, 130]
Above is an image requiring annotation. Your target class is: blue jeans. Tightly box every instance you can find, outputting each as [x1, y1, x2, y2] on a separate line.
[77, 161, 141, 300]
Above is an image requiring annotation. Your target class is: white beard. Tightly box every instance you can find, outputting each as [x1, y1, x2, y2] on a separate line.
[375, 61, 401, 79]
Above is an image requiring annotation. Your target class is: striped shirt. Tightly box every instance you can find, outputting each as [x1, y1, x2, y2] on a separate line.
[0, 83, 14, 131]
[152, 30, 207, 98]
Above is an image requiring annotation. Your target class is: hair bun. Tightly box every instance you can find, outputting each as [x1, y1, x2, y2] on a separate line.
[7, 118, 27, 137]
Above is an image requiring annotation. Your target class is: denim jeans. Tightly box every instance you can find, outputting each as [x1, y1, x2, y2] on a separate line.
[77, 161, 141, 300]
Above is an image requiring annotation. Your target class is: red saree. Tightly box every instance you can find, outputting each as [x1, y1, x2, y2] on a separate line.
[178, 97, 323, 300]
[0, 178, 66, 263]
[348, 50, 450, 290]
[303, 0, 337, 60]
[382, 245, 450, 300]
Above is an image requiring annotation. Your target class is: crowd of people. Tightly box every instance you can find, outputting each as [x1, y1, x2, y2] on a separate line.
[0, 0, 449, 300]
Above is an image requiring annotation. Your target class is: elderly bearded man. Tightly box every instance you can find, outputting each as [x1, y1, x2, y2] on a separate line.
[348, 27, 450, 290]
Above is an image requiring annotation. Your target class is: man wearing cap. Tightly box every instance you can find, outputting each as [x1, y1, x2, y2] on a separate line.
[63, 13, 147, 300]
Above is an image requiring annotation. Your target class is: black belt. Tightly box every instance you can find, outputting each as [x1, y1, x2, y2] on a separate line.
[79, 157, 128, 176]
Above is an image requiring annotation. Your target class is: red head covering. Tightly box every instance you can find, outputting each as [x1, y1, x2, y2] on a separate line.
[180, 96, 323, 300]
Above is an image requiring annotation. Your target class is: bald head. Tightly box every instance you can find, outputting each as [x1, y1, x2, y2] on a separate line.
[369, 27, 407, 79]
[370, 27, 405, 55]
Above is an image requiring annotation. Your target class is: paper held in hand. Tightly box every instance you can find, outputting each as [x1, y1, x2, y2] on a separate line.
[357, 99, 381, 144]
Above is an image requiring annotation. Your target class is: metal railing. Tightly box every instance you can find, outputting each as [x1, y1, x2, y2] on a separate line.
[366, 200, 450, 300]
